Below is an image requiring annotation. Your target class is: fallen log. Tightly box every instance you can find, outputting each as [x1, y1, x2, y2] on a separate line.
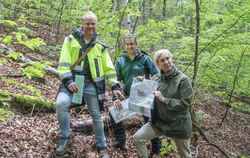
[71, 114, 144, 134]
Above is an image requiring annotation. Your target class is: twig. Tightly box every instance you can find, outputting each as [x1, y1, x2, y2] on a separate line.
[30, 102, 37, 117]
[35, 103, 45, 117]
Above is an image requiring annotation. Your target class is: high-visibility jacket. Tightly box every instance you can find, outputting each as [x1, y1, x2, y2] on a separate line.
[58, 28, 120, 110]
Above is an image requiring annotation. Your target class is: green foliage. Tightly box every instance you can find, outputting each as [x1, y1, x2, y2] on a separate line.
[0, 89, 12, 97]
[0, 35, 13, 45]
[135, 19, 176, 53]
[3, 20, 17, 26]
[19, 61, 51, 79]
[7, 52, 23, 60]
[160, 139, 177, 156]
[0, 59, 8, 65]
[0, 108, 13, 121]
[19, 37, 46, 50]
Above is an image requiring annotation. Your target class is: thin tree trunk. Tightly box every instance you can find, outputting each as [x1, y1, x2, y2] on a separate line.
[0, 1, 2, 20]
[163, 0, 166, 18]
[219, 45, 249, 127]
[132, 0, 149, 34]
[192, 0, 200, 87]
[115, 0, 131, 52]
[56, 0, 66, 43]
[149, 0, 152, 18]
[142, 0, 146, 25]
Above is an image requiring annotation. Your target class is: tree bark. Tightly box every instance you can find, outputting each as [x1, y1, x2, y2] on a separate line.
[56, 0, 66, 43]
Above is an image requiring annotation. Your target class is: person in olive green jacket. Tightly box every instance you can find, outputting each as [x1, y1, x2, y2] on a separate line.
[133, 49, 193, 158]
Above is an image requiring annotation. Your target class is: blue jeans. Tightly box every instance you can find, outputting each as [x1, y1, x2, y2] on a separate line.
[56, 82, 106, 148]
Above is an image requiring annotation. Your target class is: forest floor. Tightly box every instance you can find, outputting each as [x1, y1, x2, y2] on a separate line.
[0, 24, 249, 158]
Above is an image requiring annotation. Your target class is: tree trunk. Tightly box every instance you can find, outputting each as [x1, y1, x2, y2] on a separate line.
[115, 0, 131, 51]
[163, 0, 166, 18]
[192, 0, 200, 87]
[142, 0, 146, 25]
[0, 1, 2, 20]
[118, 0, 131, 30]
[56, 0, 66, 43]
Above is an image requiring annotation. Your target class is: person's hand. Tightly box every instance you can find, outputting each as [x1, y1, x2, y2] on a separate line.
[113, 99, 122, 110]
[154, 91, 164, 102]
[136, 75, 145, 81]
[67, 82, 79, 93]
[113, 90, 125, 100]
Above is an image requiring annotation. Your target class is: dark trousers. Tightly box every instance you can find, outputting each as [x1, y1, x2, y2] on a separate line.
[110, 113, 162, 152]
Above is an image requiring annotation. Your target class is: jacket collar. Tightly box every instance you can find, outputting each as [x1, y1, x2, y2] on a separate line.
[123, 49, 144, 59]
[160, 66, 179, 80]
[72, 27, 97, 50]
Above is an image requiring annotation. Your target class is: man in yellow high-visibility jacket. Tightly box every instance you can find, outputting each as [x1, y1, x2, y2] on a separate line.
[55, 11, 124, 157]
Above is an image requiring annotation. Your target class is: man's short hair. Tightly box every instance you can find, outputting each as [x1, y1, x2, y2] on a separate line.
[123, 34, 138, 44]
[82, 11, 97, 21]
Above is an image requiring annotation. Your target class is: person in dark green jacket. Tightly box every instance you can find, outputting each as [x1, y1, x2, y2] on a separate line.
[110, 34, 162, 156]
[133, 49, 193, 158]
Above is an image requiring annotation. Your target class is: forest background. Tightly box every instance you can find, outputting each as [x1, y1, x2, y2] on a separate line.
[0, 0, 249, 157]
